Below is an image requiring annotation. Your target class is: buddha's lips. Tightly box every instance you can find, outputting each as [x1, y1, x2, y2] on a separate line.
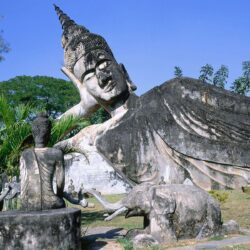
[104, 80, 116, 92]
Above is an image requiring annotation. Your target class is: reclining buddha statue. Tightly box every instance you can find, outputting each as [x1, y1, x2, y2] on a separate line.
[54, 5, 250, 190]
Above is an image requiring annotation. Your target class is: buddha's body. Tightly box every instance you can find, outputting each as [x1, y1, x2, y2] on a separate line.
[20, 147, 65, 210]
[57, 77, 250, 190]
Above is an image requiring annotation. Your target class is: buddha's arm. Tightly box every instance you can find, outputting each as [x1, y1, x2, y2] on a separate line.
[57, 102, 89, 119]
[58, 67, 100, 120]
[55, 153, 65, 198]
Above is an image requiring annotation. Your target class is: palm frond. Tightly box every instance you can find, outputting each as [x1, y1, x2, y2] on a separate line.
[14, 103, 34, 122]
[49, 116, 90, 146]
[0, 95, 15, 128]
[0, 123, 31, 176]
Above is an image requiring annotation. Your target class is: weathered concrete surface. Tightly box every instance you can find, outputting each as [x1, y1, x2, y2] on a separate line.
[20, 148, 65, 211]
[222, 220, 240, 235]
[126, 184, 222, 244]
[20, 113, 65, 211]
[64, 152, 130, 194]
[0, 208, 81, 250]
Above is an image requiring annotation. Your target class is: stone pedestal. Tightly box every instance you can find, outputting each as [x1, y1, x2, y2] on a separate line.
[0, 208, 81, 250]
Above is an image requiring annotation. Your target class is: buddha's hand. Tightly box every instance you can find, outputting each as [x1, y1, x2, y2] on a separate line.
[54, 138, 72, 153]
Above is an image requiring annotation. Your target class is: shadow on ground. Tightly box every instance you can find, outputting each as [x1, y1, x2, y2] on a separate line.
[81, 227, 126, 250]
[81, 239, 107, 250]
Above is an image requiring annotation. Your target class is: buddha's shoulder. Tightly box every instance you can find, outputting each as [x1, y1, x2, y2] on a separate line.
[140, 77, 214, 98]
[42, 147, 64, 158]
[158, 77, 250, 101]
[21, 148, 34, 157]
[22, 147, 63, 157]
[139, 76, 250, 111]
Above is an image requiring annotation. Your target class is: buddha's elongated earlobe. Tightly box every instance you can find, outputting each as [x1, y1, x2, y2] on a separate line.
[120, 63, 137, 92]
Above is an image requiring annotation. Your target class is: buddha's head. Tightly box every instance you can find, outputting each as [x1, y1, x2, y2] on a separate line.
[32, 112, 51, 148]
[54, 5, 136, 109]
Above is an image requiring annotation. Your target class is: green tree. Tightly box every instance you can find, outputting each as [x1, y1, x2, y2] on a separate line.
[174, 66, 183, 78]
[231, 77, 249, 95]
[0, 76, 80, 118]
[48, 115, 90, 147]
[0, 75, 112, 123]
[242, 61, 250, 80]
[231, 61, 250, 95]
[0, 17, 10, 62]
[199, 64, 214, 83]
[0, 32, 10, 62]
[213, 65, 229, 89]
[89, 107, 110, 124]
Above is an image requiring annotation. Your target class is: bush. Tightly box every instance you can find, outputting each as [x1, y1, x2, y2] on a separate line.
[117, 238, 133, 250]
[209, 190, 229, 204]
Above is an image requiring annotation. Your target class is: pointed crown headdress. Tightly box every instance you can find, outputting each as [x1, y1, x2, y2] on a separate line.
[54, 5, 114, 71]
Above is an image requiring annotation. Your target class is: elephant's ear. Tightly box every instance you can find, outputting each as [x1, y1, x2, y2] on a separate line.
[151, 188, 176, 215]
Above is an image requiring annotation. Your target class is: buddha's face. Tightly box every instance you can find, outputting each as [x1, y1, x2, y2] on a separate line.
[73, 50, 129, 104]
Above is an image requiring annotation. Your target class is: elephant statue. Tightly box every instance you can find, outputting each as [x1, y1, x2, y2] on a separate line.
[87, 183, 222, 244]
[0, 178, 20, 211]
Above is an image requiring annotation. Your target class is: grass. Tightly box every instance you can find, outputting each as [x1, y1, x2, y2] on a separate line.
[117, 238, 134, 250]
[220, 190, 250, 229]
[66, 194, 144, 229]
[208, 235, 225, 241]
[219, 244, 250, 250]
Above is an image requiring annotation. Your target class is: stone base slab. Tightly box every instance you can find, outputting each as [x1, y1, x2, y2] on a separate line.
[0, 208, 81, 250]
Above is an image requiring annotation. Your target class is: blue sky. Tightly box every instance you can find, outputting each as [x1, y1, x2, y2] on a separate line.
[0, 0, 250, 95]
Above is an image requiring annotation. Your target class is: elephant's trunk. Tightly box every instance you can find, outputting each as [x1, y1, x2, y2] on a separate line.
[86, 188, 124, 212]
[0, 185, 11, 202]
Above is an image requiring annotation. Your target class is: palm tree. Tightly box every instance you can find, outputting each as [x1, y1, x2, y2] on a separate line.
[48, 116, 90, 147]
[0, 95, 90, 178]
[0, 95, 34, 177]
